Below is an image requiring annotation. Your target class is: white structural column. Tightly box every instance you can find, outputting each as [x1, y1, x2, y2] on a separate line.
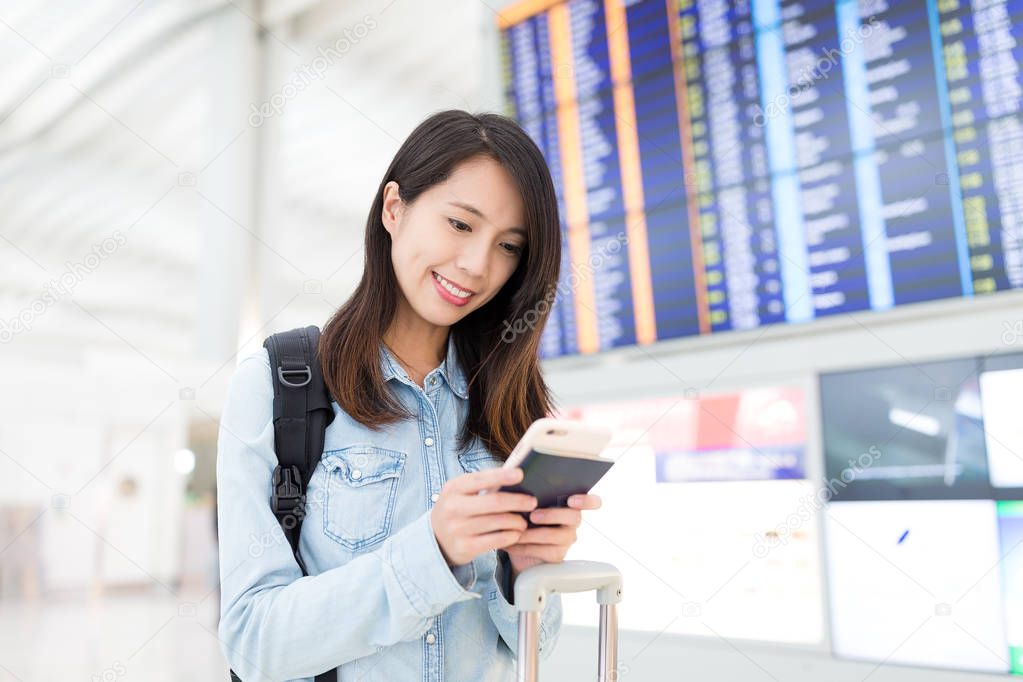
[196, 0, 262, 363]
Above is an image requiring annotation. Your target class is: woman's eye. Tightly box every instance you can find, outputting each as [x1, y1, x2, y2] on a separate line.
[448, 217, 522, 255]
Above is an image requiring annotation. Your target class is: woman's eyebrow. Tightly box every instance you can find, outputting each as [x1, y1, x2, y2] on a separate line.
[448, 201, 525, 236]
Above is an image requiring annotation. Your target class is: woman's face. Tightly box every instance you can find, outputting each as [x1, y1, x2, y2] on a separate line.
[381, 155, 526, 330]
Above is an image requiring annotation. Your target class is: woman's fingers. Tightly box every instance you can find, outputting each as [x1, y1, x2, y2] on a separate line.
[514, 525, 577, 546]
[528, 507, 582, 527]
[463, 512, 528, 535]
[567, 494, 601, 510]
[503, 495, 601, 570]
[446, 466, 523, 494]
[434, 472, 599, 566]
[460, 491, 537, 517]
[471, 529, 524, 553]
[433, 469, 538, 566]
[506, 543, 568, 563]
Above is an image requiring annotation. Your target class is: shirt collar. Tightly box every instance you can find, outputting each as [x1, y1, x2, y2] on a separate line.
[379, 335, 469, 400]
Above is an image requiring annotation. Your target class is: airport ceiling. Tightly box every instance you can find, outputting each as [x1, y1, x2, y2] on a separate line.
[0, 0, 496, 368]
[0, 1, 373, 364]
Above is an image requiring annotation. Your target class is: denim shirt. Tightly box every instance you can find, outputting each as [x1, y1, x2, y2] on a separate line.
[216, 335, 562, 681]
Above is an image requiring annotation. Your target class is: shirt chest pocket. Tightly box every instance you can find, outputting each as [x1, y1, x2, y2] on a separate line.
[322, 445, 406, 551]
[457, 448, 502, 474]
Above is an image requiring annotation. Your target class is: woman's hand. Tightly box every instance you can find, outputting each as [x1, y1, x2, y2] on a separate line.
[431, 467, 538, 567]
[503, 494, 602, 578]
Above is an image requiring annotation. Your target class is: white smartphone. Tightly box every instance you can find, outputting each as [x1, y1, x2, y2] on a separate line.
[478, 418, 613, 495]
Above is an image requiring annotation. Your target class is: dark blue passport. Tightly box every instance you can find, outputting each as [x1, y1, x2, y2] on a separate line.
[499, 448, 615, 528]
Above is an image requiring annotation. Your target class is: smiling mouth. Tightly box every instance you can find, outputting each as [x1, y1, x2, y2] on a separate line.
[432, 271, 476, 299]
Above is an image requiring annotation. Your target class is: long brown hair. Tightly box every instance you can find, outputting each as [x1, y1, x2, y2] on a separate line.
[319, 110, 562, 459]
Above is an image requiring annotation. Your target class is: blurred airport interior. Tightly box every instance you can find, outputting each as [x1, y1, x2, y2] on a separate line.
[1, 0, 1022, 680]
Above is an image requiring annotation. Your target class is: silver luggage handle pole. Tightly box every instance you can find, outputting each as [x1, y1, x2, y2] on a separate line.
[513, 560, 623, 682]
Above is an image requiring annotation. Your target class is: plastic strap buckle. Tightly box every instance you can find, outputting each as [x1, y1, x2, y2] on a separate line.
[271, 464, 305, 518]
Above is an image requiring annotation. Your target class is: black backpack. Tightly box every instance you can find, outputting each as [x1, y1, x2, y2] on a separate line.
[229, 325, 337, 682]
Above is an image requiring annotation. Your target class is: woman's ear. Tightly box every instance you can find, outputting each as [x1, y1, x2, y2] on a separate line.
[381, 181, 404, 237]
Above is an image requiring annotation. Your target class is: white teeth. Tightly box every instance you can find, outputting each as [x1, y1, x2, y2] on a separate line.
[433, 272, 472, 298]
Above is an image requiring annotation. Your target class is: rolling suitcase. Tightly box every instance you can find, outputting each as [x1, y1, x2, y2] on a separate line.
[513, 560, 623, 682]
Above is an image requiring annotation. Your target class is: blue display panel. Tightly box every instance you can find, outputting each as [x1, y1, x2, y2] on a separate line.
[498, 0, 1023, 358]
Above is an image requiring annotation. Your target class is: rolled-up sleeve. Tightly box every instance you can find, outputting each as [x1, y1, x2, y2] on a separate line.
[216, 352, 479, 681]
[486, 550, 563, 661]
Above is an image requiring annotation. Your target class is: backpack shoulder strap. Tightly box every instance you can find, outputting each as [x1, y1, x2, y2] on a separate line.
[231, 326, 337, 682]
[263, 325, 335, 564]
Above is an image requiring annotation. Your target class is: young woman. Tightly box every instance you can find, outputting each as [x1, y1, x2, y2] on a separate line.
[217, 110, 602, 681]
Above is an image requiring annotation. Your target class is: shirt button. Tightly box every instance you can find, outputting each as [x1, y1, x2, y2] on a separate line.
[424, 437, 434, 447]
[431, 493, 439, 503]
[429, 376, 437, 385]
[350, 469, 362, 480]
[425, 632, 436, 644]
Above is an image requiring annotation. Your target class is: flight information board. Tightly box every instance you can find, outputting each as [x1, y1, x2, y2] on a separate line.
[497, 0, 1023, 358]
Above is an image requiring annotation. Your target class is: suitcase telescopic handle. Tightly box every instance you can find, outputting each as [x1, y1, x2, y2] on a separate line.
[513, 560, 623, 682]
